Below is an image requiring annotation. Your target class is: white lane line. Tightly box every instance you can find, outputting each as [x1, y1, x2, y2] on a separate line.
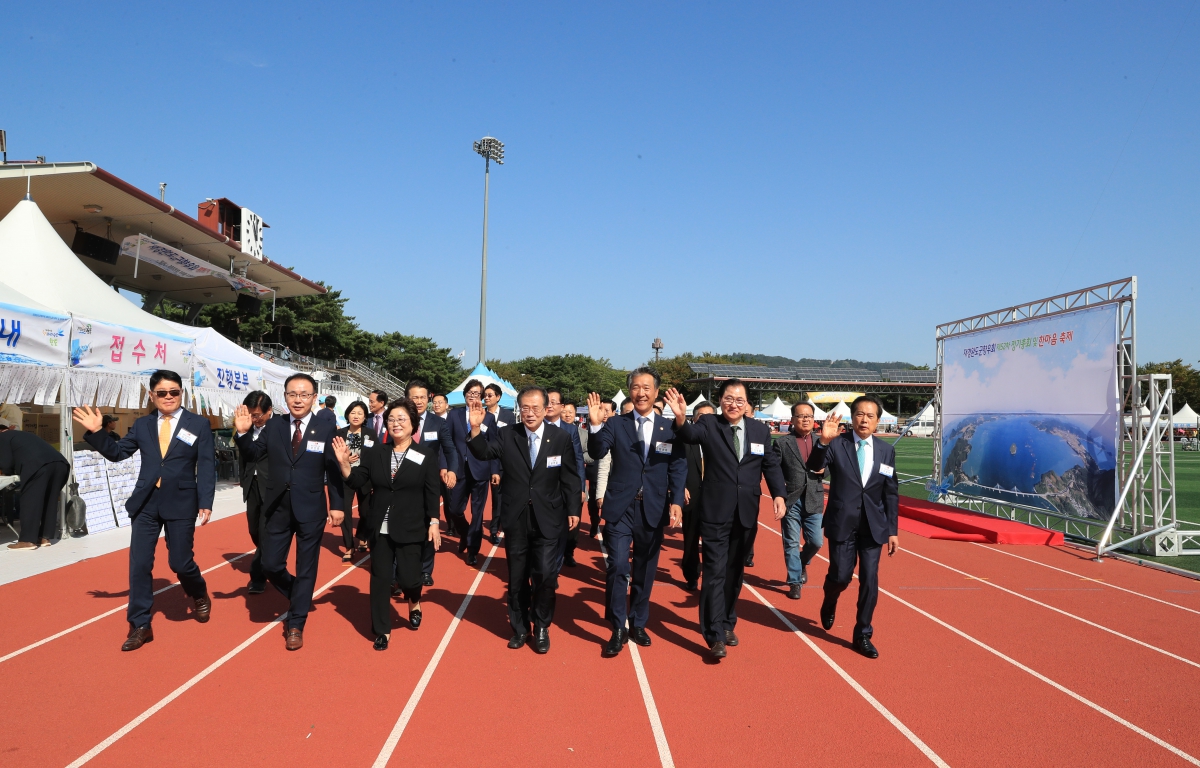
[878, 584, 1200, 766]
[971, 543, 1200, 617]
[903, 547, 1200, 671]
[758, 522, 1200, 765]
[744, 583, 949, 767]
[66, 554, 370, 768]
[628, 630, 674, 767]
[0, 549, 255, 665]
[372, 542, 499, 768]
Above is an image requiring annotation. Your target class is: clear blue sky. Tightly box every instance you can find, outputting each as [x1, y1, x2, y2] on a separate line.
[7, 2, 1197, 369]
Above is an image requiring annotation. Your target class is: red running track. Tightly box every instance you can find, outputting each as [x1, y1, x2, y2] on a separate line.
[2, 495, 1200, 767]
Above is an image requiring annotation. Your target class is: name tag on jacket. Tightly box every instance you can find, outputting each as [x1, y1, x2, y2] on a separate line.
[879, 464, 894, 478]
[496, 420, 508, 427]
[424, 431, 439, 441]
[406, 451, 426, 465]
[546, 455, 562, 467]
[306, 440, 326, 453]
[363, 438, 375, 448]
[176, 429, 197, 446]
[750, 443, 765, 455]
[655, 442, 673, 455]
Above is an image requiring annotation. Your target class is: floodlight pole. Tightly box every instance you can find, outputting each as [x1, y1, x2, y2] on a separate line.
[473, 136, 504, 366]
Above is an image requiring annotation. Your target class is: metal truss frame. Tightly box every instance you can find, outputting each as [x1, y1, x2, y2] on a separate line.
[931, 277, 1179, 556]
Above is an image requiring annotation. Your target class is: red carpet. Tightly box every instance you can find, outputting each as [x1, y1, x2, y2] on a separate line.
[898, 497, 1065, 545]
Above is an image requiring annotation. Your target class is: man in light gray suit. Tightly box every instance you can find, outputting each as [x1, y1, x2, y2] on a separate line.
[773, 401, 826, 600]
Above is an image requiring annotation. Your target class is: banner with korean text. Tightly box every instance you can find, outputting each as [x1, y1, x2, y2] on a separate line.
[940, 304, 1119, 520]
[69, 317, 194, 375]
[0, 299, 70, 367]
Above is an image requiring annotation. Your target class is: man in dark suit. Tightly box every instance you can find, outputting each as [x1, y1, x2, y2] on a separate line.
[467, 386, 581, 653]
[775, 401, 828, 600]
[484, 382, 515, 545]
[807, 394, 899, 659]
[74, 370, 215, 651]
[664, 380, 786, 659]
[544, 387, 587, 568]
[234, 373, 344, 651]
[0, 420, 69, 549]
[444, 379, 497, 565]
[579, 398, 614, 541]
[239, 390, 274, 593]
[366, 389, 390, 445]
[586, 368, 686, 656]
[681, 400, 715, 590]
[405, 378, 459, 587]
[315, 395, 338, 428]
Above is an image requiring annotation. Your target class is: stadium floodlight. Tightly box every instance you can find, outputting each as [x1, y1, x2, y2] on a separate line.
[473, 136, 504, 364]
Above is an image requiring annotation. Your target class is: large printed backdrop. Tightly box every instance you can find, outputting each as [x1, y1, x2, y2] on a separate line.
[940, 304, 1119, 520]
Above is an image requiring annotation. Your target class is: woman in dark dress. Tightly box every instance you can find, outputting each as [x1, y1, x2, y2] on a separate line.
[333, 397, 441, 650]
[334, 400, 377, 562]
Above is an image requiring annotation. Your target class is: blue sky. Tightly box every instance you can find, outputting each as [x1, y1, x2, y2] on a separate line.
[6, 1, 1197, 369]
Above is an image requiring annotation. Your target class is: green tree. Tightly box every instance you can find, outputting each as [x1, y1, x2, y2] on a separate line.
[362, 332, 464, 394]
[1139, 360, 1200, 411]
[487, 355, 627, 404]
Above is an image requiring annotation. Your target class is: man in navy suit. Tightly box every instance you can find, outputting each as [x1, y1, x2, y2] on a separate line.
[484, 382, 515, 545]
[444, 379, 497, 566]
[405, 378, 459, 587]
[806, 394, 899, 659]
[586, 369, 686, 656]
[664, 380, 786, 659]
[74, 370, 215, 651]
[544, 387, 587, 568]
[234, 373, 344, 651]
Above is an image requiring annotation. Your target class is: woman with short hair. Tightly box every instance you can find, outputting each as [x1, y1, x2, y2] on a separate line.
[333, 397, 441, 650]
[335, 401, 376, 561]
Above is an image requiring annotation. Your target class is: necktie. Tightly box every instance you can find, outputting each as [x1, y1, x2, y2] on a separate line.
[528, 431, 538, 467]
[413, 418, 422, 443]
[637, 416, 649, 460]
[156, 415, 171, 487]
[857, 439, 867, 480]
[731, 423, 741, 460]
[292, 419, 303, 458]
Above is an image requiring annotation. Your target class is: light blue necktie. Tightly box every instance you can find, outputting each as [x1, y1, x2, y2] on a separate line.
[857, 439, 868, 480]
[528, 431, 538, 467]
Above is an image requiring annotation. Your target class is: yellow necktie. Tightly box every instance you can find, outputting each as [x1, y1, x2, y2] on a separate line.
[156, 415, 172, 487]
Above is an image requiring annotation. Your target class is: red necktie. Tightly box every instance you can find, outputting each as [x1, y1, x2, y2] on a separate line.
[292, 419, 303, 457]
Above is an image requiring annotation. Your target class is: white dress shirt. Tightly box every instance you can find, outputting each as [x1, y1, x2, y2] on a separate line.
[524, 422, 545, 464]
[854, 434, 874, 486]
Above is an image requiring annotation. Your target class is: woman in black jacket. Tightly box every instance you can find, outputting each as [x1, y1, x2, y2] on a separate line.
[333, 397, 441, 650]
[334, 400, 378, 562]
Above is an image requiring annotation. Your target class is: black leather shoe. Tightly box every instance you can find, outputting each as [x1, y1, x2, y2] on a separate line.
[799, 566, 808, 585]
[787, 584, 802, 600]
[820, 602, 836, 631]
[602, 628, 628, 657]
[507, 633, 528, 650]
[629, 626, 652, 647]
[744, 555, 754, 568]
[724, 629, 739, 647]
[533, 627, 550, 654]
[121, 624, 153, 652]
[247, 581, 266, 595]
[409, 608, 422, 630]
[422, 573, 434, 587]
[489, 530, 500, 545]
[709, 640, 727, 659]
[467, 553, 479, 567]
[373, 635, 389, 651]
[685, 579, 698, 591]
[854, 635, 879, 659]
[563, 552, 577, 567]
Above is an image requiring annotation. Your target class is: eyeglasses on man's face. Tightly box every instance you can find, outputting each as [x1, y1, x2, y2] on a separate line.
[517, 405, 545, 414]
[285, 391, 316, 400]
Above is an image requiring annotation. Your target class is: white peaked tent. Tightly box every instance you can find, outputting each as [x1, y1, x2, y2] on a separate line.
[878, 407, 898, 426]
[1173, 403, 1199, 428]
[828, 401, 852, 423]
[760, 397, 791, 420]
[804, 401, 828, 420]
[612, 390, 627, 410]
[447, 362, 517, 409]
[686, 394, 709, 415]
[0, 198, 193, 407]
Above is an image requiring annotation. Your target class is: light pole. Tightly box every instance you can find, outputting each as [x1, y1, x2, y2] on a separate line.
[473, 136, 504, 365]
[652, 337, 664, 363]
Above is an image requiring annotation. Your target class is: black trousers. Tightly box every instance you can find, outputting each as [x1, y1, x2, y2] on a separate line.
[261, 493, 326, 631]
[351, 485, 371, 542]
[449, 465, 490, 556]
[602, 500, 665, 630]
[504, 506, 560, 636]
[245, 479, 268, 585]
[697, 514, 755, 645]
[371, 535, 423, 636]
[340, 484, 369, 549]
[681, 500, 702, 584]
[422, 480, 455, 577]
[823, 517, 883, 640]
[127, 495, 207, 627]
[17, 462, 68, 543]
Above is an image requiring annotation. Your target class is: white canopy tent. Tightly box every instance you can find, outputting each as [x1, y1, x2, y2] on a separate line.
[447, 363, 517, 409]
[0, 279, 71, 406]
[878, 407, 898, 426]
[828, 401, 852, 423]
[0, 198, 193, 408]
[759, 397, 792, 420]
[612, 390, 626, 410]
[1173, 403, 1199, 429]
[686, 394, 709, 415]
